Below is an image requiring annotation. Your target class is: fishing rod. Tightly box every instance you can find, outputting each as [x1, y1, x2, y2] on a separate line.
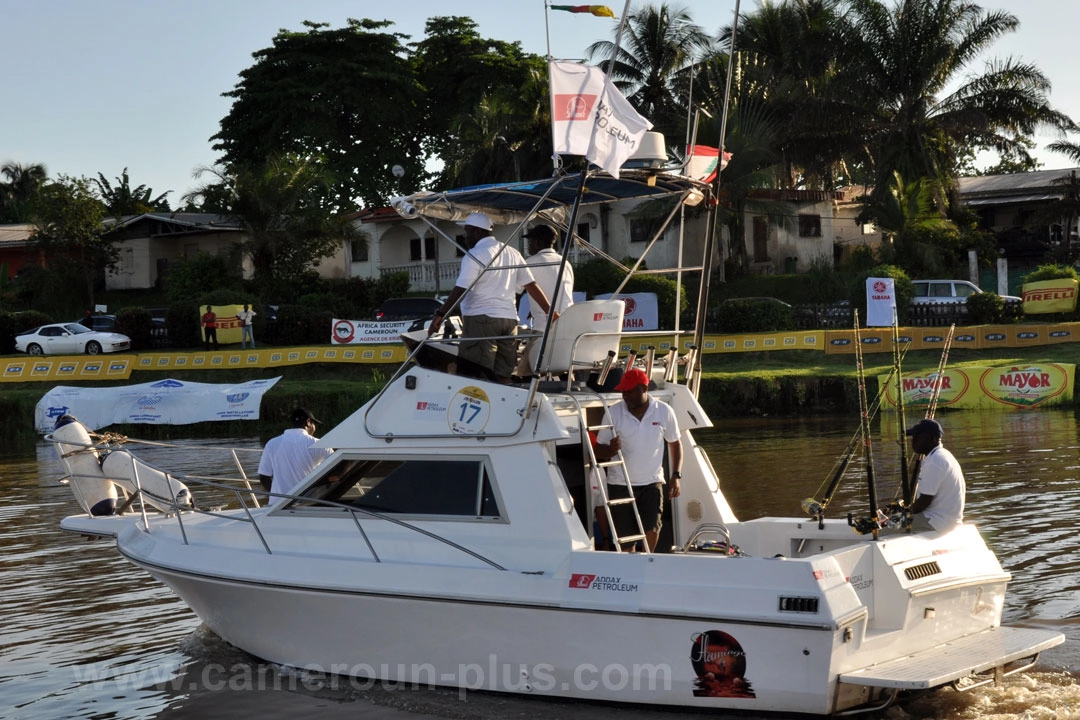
[851, 310, 879, 537]
[905, 323, 955, 522]
[893, 309, 911, 507]
[804, 340, 911, 528]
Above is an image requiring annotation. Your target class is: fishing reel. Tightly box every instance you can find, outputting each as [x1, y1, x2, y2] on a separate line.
[848, 501, 909, 535]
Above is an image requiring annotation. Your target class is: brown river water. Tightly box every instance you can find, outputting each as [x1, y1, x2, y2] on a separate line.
[2, 410, 1079, 719]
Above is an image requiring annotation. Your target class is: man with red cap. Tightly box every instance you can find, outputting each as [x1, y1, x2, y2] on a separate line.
[906, 418, 965, 531]
[593, 367, 682, 551]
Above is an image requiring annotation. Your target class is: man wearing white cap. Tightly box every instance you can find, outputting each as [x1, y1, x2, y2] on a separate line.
[429, 211, 557, 382]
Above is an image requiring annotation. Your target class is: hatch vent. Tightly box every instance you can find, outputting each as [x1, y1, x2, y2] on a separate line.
[904, 561, 942, 581]
[778, 596, 819, 613]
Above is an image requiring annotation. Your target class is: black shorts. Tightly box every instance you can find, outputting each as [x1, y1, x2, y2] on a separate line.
[606, 481, 664, 535]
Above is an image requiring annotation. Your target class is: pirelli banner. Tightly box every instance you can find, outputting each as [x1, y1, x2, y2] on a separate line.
[878, 363, 1075, 410]
[1022, 278, 1078, 314]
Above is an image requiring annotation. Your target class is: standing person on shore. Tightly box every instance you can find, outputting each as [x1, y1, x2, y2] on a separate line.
[236, 304, 256, 349]
[257, 407, 334, 503]
[906, 418, 965, 532]
[201, 305, 219, 351]
[427, 211, 556, 383]
[593, 368, 682, 552]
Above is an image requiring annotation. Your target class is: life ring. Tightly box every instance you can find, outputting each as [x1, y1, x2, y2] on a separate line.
[101, 450, 192, 512]
[52, 415, 117, 516]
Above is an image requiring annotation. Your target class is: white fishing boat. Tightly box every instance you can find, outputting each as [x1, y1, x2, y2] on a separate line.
[56, 167, 1062, 715]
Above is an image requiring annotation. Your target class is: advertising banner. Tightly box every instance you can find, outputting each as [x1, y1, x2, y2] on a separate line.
[34, 377, 281, 432]
[865, 277, 896, 327]
[198, 303, 246, 345]
[331, 318, 415, 345]
[1021, 278, 1078, 314]
[595, 293, 659, 331]
[878, 363, 1074, 410]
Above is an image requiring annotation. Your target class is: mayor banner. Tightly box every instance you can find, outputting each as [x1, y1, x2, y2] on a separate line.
[1021, 278, 1079, 314]
[331, 318, 415, 345]
[878, 363, 1074, 410]
[34, 377, 281, 432]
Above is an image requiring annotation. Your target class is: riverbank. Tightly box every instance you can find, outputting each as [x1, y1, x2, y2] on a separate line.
[6, 343, 1077, 445]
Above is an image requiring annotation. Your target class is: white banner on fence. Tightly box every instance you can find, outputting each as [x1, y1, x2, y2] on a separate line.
[865, 277, 896, 327]
[331, 319, 418, 345]
[35, 377, 281, 432]
[594, 292, 659, 330]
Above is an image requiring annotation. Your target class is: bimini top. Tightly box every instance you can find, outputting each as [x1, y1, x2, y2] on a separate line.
[390, 169, 712, 226]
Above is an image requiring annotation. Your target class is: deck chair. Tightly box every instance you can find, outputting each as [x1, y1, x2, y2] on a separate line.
[527, 299, 625, 377]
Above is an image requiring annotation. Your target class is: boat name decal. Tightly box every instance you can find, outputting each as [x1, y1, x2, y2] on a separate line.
[849, 573, 873, 591]
[690, 631, 755, 699]
[568, 573, 638, 592]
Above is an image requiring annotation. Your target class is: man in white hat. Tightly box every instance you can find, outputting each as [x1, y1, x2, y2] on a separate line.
[429, 211, 557, 383]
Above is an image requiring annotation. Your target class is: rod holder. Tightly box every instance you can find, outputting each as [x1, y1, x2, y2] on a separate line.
[624, 349, 637, 370]
[683, 345, 698, 386]
[597, 350, 616, 385]
[664, 351, 679, 383]
[644, 346, 655, 377]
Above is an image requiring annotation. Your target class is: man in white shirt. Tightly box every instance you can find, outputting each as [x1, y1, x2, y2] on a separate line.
[257, 407, 334, 503]
[907, 418, 965, 531]
[236, 304, 256, 349]
[523, 224, 574, 326]
[428, 212, 556, 383]
[593, 368, 683, 551]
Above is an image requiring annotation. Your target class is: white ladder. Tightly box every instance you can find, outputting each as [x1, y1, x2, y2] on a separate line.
[564, 392, 649, 553]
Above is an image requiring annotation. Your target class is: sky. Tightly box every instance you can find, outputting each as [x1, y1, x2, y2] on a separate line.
[3, 0, 1079, 206]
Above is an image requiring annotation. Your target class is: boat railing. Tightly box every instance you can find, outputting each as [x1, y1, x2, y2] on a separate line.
[56, 435, 507, 569]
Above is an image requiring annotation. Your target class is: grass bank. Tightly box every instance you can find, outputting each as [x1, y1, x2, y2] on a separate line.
[8, 343, 1078, 446]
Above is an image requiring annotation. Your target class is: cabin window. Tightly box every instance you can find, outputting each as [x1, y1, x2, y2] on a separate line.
[409, 236, 436, 262]
[285, 457, 500, 518]
[799, 214, 822, 237]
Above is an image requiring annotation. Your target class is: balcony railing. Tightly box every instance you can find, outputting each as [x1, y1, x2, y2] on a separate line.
[380, 262, 461, 290]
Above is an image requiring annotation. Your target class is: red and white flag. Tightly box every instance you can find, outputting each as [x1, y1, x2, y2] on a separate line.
[549, 60, 652, 178]
[685, 145, 732, 183]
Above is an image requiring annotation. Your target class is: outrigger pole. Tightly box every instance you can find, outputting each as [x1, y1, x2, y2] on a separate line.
[893, 308, 911, 507]
[852, 311, 879, 537]
[906, 323, 956, 517]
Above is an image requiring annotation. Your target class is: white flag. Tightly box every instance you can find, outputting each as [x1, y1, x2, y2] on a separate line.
[865, 277, 897, 327]
[549, 60, 652, 178]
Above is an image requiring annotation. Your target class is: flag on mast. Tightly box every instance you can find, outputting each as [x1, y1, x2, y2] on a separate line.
[550, 5, 616, 18]
[685, 145, 732, 184]
[549, 61, 652, 178]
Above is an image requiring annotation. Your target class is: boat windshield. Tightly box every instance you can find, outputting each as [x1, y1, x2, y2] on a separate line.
[284, 456, 501, 518]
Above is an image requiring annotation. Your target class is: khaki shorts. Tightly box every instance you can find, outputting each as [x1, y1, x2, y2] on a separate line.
[460, 315, 519, 377]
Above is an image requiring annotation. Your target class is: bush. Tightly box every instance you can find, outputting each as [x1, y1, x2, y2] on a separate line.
[714, 299, 795, 333]
[966, 291, 1005, 325]
[1023, 264, 1079, 284]
[116, 307, 156, 351]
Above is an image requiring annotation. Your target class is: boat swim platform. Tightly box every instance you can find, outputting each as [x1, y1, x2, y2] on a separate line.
[838, 625, 1063, 690]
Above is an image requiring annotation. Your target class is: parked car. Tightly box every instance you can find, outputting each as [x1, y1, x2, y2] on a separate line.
[77, 314, 118, 332]
[374, 297, 443, 322]
[16, 323, 131, 355]
[911, 279, 1021, 305]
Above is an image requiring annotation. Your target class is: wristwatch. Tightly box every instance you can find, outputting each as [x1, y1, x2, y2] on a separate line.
[671, 471, 682, 480]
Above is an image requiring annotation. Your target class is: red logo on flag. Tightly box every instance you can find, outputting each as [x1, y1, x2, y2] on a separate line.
[569, 573, 596, 589]
[622, 297, 637, 315]
[873, 280, 887, 293]
[553, 94, 598, 121]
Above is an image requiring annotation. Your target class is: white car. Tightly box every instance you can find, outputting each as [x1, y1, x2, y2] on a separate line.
[911, 279, 1021, 305]
[15, 323, 132, 356]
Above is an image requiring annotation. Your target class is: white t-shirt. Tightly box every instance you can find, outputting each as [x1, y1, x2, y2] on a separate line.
[526, 248, 574, 324]
[596, 396, 680, 487]
[456, 236, 536, 320]
[237, 308, 256, 326]
[917, 445, 965, 530]
[257, 428, 333, 499]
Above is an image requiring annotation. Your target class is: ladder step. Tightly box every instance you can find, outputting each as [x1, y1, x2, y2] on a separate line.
[616, 534, 647, 544]
[596, 460, 623, 469]
[607, 497, 637, 506]
[588, 424, 615, 432]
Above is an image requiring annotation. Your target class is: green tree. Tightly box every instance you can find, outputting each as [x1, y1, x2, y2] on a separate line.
[587, 3, 712, 144]
[31, 176, 114, 310]
[93, 168, 171, 215]
[183, 154, 360, 299]
[830, 0, 1075, 205]
[212, 19, 426, 209]
[0, 162, 48, 222]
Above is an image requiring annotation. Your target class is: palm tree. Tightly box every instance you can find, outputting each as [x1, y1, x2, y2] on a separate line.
[183, 154, 359, 297]
[93, 168, 171, 215]
[830, 0, 1076, 208]
[0, 162, 48, 222]
[587, 3, 713, 145]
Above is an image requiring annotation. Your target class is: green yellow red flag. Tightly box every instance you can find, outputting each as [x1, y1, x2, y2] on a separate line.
[551, 5, 616, 18]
